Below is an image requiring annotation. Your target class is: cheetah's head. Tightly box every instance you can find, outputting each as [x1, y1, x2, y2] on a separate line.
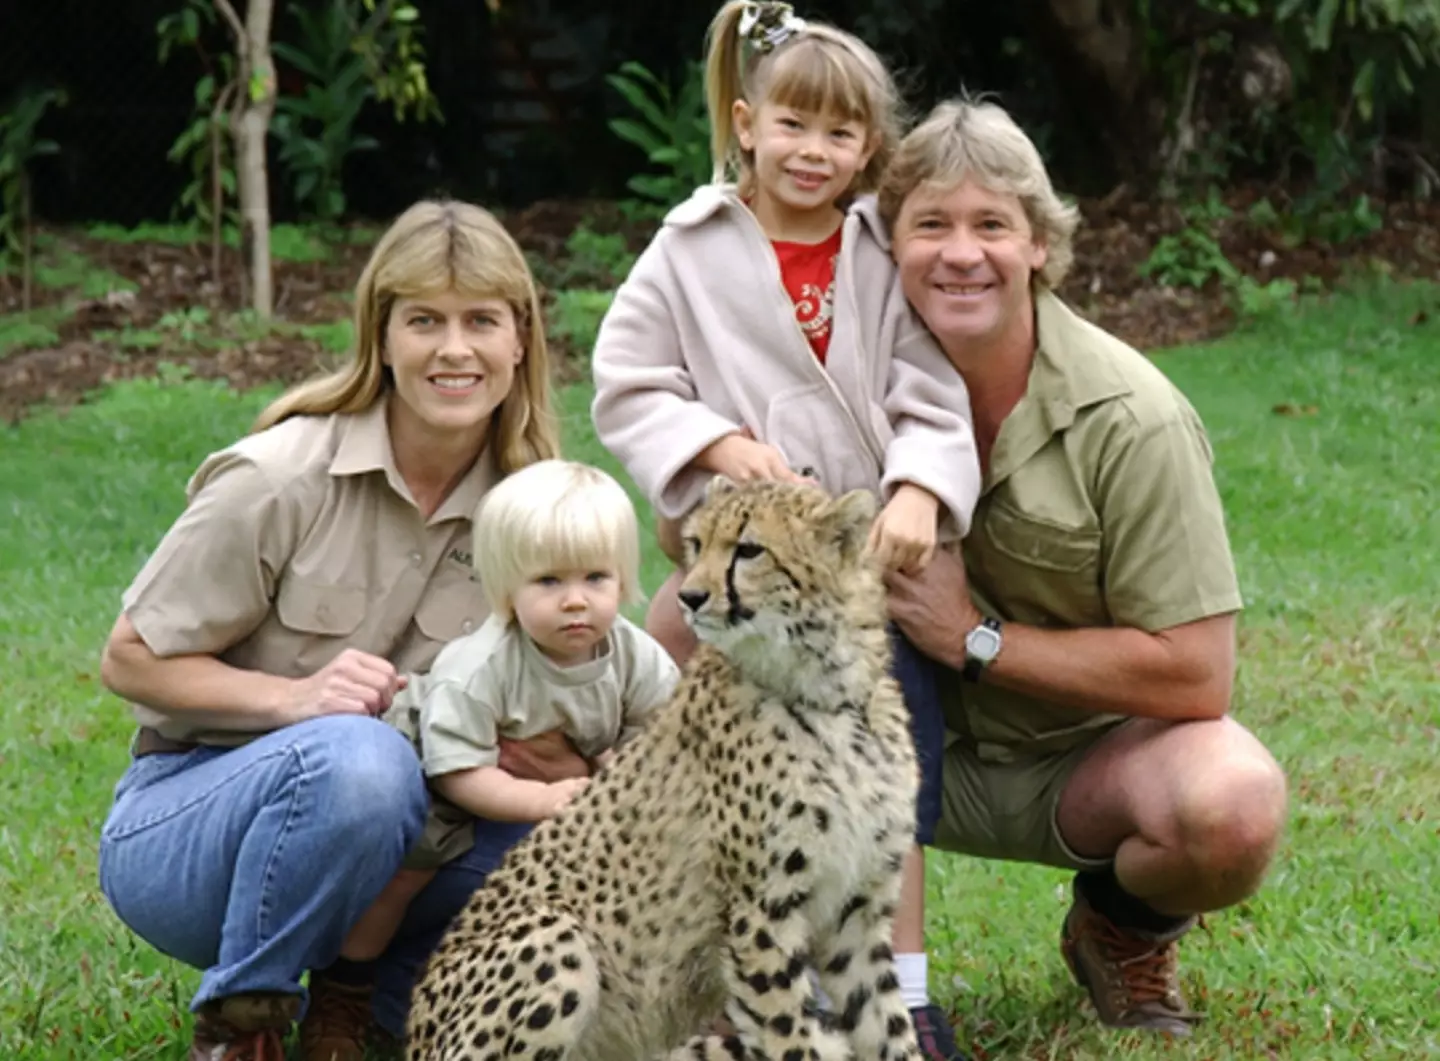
[677, 477, 886, 692]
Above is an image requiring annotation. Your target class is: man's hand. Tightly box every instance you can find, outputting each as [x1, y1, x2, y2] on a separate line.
[497, 727, 592, 782]
[885, 549, 982, 669]
[868, 484, 940, 574]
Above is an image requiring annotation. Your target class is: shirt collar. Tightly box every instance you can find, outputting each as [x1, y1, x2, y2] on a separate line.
[1027, 289, 1133, 427]
[330, 395, 499, 524]
[982, 291, 1133, 494]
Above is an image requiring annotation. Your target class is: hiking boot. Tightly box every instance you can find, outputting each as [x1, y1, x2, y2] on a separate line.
[190, 993, 298, 1061]
[909, 1002, 971, 1061]
[1060, 884, 1201, 1036]
[299, 972, 374, 1061]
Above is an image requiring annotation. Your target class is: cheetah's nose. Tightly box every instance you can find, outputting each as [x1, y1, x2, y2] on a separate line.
[678, 588, 710, 613]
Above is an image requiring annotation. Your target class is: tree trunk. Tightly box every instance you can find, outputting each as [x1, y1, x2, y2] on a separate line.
[1032, 0, 1161, 186]
[218, 0, 276, 319]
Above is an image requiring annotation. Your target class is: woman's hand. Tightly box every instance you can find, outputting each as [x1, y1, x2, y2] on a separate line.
[288, 648, 407, 721]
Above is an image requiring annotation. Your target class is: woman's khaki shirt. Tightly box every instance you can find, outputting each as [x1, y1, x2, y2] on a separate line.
[121, 399, 492, 745]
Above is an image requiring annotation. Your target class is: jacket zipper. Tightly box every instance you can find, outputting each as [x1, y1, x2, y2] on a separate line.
[736, 204, 887, 473]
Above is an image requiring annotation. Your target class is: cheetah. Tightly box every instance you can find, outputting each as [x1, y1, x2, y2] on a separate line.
[406, 477, 923, 1061]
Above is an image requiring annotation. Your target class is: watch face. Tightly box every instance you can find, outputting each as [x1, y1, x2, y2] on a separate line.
[967, 625, 1002, 661]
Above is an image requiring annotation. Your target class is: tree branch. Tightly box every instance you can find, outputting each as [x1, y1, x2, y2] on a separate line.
[212, 0, 245, 46]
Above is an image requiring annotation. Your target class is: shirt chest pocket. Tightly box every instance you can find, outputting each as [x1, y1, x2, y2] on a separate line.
[275, 578, 366, 636]
[411, 570, 487, 663]
[265, 578, 368, 676]
[970, 501, 1108, 629]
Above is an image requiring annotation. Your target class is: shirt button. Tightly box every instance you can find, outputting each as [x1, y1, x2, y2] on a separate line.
[409, 550, 423, 567]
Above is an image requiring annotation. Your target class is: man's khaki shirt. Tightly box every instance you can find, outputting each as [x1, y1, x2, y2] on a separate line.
[122, 399, 493, 745]
[947, 291, 1243, 760]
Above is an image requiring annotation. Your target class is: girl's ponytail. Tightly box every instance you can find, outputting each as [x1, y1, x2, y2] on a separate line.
[703, 1, 750, 183]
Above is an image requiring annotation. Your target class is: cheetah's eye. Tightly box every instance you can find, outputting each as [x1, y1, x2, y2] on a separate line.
[733, 541, 765, 561]
[683, 536, 702, 555]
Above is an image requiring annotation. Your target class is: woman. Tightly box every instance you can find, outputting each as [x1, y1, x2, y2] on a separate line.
[97, 199, 560, 1060]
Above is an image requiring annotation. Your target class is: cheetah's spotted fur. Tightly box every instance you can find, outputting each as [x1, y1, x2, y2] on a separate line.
[406, 478, 923, 1061]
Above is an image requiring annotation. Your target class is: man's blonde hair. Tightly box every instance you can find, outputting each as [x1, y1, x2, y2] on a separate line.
[473, 460, 642, 623]
[703, 0, 902, 199]
[252, 199, 560, 475]
[878, 98, 1080, 289]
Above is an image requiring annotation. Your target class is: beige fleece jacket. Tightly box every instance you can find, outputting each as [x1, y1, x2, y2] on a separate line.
[590, 185, 980, 534]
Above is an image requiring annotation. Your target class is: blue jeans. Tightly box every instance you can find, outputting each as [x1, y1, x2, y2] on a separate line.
[889, 626, 946, 846]
[98, 714, 532, 1033]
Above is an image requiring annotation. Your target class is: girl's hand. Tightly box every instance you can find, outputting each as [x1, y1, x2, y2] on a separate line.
[695, 431, 808, 484]
[868, 484, 941, 575]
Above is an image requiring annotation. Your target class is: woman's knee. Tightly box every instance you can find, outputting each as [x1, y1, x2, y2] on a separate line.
[286, 716, 427, 835]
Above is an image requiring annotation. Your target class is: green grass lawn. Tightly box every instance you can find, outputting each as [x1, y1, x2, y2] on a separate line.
[1, 281, 1436, 1059]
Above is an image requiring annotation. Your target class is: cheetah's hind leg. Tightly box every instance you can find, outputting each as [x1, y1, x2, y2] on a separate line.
[407, 908, 599, 1061]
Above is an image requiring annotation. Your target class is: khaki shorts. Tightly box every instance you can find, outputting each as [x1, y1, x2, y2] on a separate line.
[932, 722, 1132, 872]
[403, 798, 475, 871]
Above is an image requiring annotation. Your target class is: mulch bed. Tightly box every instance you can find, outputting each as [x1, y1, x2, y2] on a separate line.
[2, 189, 1438, 426]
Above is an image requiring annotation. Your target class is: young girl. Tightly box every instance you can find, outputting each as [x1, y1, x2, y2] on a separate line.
[590, 4, 978, 1058]
[328, 460, 680, 1019]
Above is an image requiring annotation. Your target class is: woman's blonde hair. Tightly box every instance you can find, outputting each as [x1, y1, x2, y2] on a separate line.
[704, 0, 901, 200]
[878, 98, 1080, 289]
[473, 460, 643, 623]
[252, 199, 560, 475]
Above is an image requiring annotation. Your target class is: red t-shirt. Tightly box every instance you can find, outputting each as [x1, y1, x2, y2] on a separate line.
[772, 226, 843, 363]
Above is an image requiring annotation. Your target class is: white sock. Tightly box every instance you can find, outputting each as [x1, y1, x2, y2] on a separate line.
[894, 952, 929, 1009]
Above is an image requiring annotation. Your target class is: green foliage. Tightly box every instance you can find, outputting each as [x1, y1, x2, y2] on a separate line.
[32, 245, 134, 298]
[1136, 0, 1440, 197]
[548, 288, 615, 359]
[555, 225, 636, 289]
[0, 310, 62, 356]
[271, 0, 381, 222]
[84, 221, 204, 245]
[155, 0, 237, 232]
[1139, 228, 1239, 289]
[607, 60, 710, 207]
[1245, 192, 1384, 249]
[266, 222, 333, 263]
[526, 224, 638, 297]
[354, 0, 442, 123]
[565, 227, 636, 282]
[1231, 275, 1299, 320]
[0, 87, 66, 275]
[1277, 0, 1440, 121]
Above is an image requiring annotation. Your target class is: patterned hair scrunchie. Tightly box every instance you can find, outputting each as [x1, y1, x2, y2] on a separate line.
[738, 1, 808, 54]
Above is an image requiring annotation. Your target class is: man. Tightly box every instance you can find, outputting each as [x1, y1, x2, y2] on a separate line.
[875, 99, 1288, 1049]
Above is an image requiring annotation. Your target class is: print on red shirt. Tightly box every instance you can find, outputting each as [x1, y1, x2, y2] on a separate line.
[773, 226, 843, 363]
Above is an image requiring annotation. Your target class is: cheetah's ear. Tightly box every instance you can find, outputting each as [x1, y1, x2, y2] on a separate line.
[823, 489, 878, 559]
[705, 475, 739, 502]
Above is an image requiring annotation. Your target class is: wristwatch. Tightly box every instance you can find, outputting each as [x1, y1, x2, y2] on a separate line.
[961, 617, 1003, 682]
